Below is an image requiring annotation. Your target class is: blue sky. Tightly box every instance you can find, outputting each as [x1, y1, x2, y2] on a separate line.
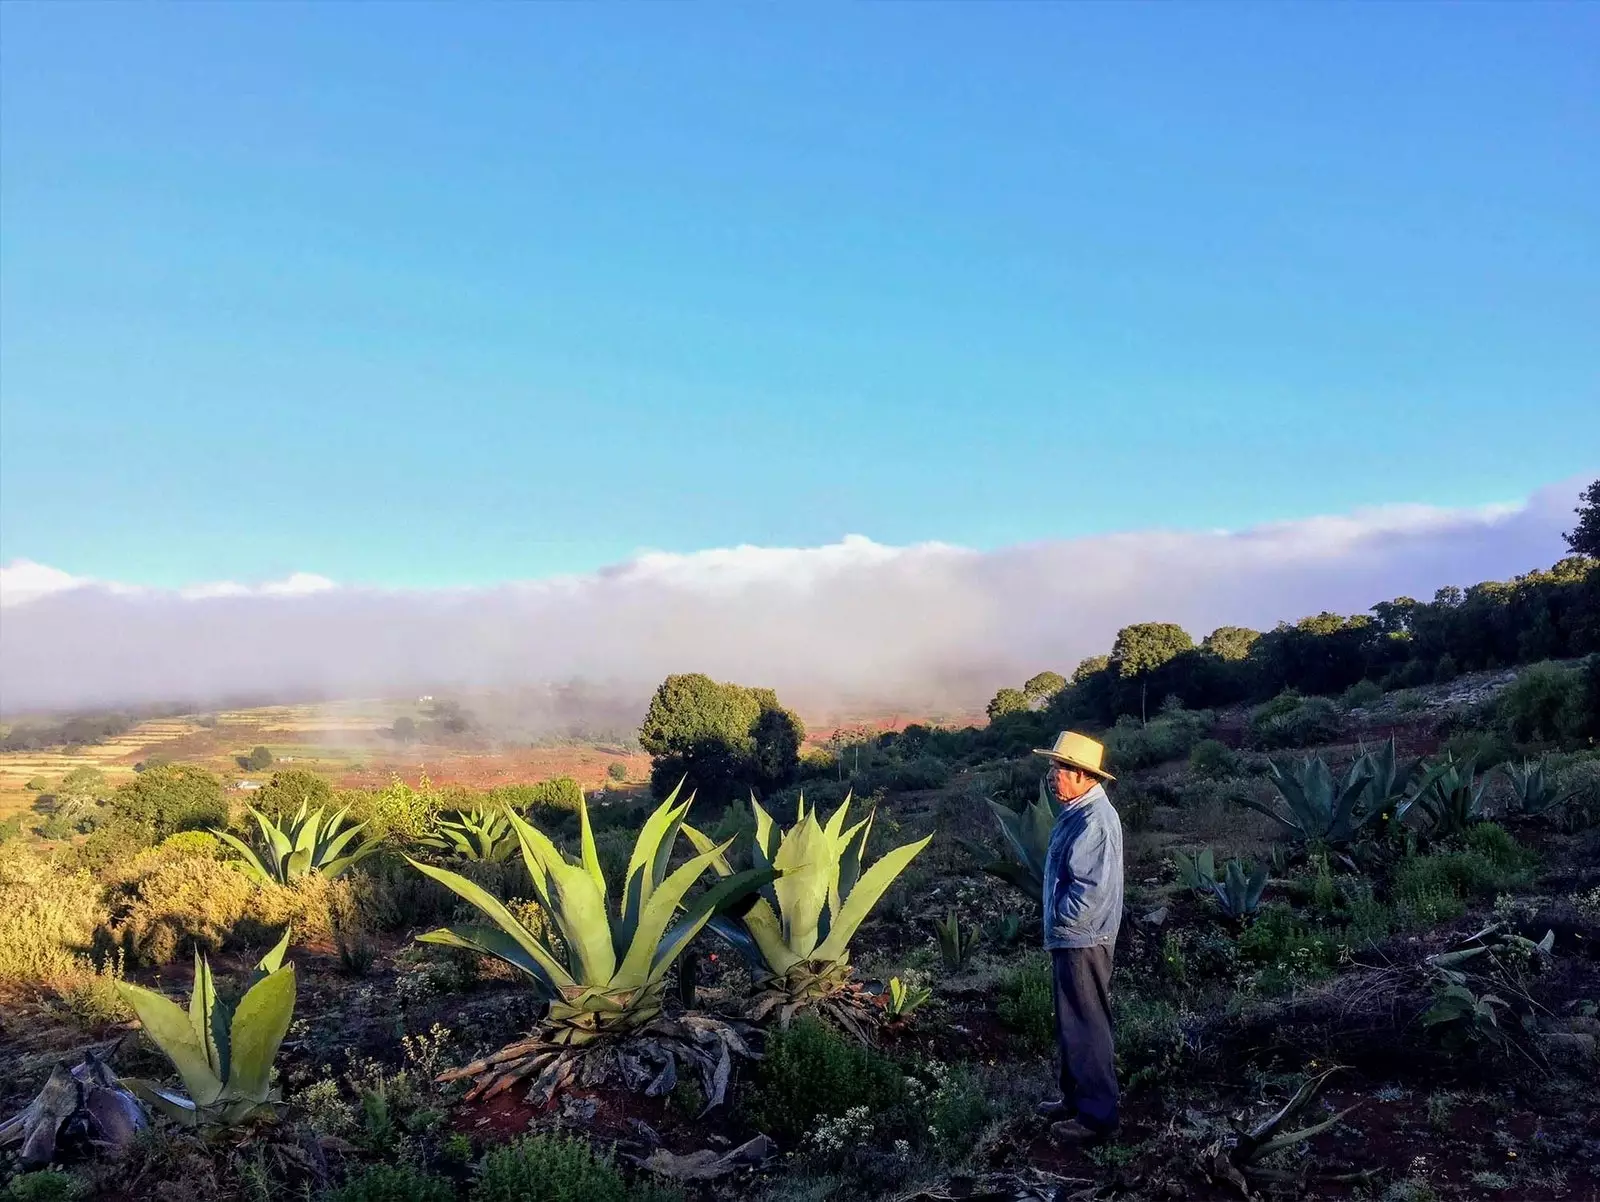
[2, 4, 1595, 589]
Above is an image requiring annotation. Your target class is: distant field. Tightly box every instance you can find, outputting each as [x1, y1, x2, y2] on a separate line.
[0, 699, 651, 819]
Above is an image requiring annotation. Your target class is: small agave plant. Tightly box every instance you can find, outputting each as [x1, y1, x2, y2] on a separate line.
[1398, 753, 1487, 838]
[215, 802, 378, 885]
[116, 930, 296, 1127]
[971, 780, 1058, 901]
[407, 784, 774, 1107]
[1499, 758, 1571, 820]
[1201, 1066, 1360, 1195]
[688, 792, 932, 1041]
[884, 976, 932, 1020]
[1210, 858, 1269, 920]
[419, 805, 518, 862]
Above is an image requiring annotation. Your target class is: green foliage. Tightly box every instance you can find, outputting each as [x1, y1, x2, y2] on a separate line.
[745, 1015, 906, 1144]
[1240, 747, 1383, 849]
[322, 1164, 454, 1202]
[1422, 981, 1509, 1052]
[688, 793, 932, 1011]
[243, 746, 274, 772]
[1399, 754, 1487, 838]
[1189, 738, 1241, 779]
[933, 910, 979, 973]
[410, 784, 772, 1042]
[1393, 831, 1535, 921]
[1102, 707, 1211, 770]
[1341, 679, 1384, 709]
[473, 1133, 630, 1202]
[1111, 622, 1195, 722]
[640, 674, 804, 805]
[885, 976, 932, 1019]
[1210, 858, 1268, 919]
[997, 955, 1054, 1051]
[1245, 693, 1345, 750]
[974, 780, 1056, 900]
[1565, 478, 1600, 557]
[1023, 671, 1068, 705]
[419, 806, 518, 862]
[253, 769, 335, 819]
[117, 929, 296, 1127]
[1112, 994, 1187, 1090]
[607, 761, 628, 782]
[111, 764, 229, 843]
[215, 802, 378, 885]
[1172, 846, 1216, 891]
[4, 1172, 87, 1202]
[986, 687, 1029, 721]
[1237, 904, 1342, 989]
[1497, 662, 1586, 744]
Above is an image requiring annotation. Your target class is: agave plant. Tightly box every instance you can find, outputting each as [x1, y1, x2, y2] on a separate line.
[408, 785, 774, 1106]
[419, 805, 518, 862]
[934, 910, 980, 973]
[214, 802, 377, 885]
[884, 976, 932, 1020]
[687, 792, 932, 1040]
[1237, 754, 1374, 850]
[1201, 1067, 1359, 1195]
[1173, 847, 1218, 891]
[1210, 858, 1269, 920]
[1398, 753, 1487, 837]
[116, 930, 296, 1127]
[1499, 759, 1571, 819]
[970, 779, 1058, 901]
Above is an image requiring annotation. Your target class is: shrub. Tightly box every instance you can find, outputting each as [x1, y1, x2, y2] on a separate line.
[158, 830, 221, 858]
[1497, 662, 1585, 744]
[490, 776, 586, 816]
[243, 745, 275, 771]
[1554, 758, 1600, 829]
[919, 1061, 991, 1159]
[745, 1015, 906, 1144]
[323, 1164, 454, 1202]
[1103, 708, 1212, 771]
[1246, 694, 1345, 750]
[1238, 903, 1341, 986]
[1112, 995, 1186, 1089]
[997, 955, 1054, 1052]
[1381, 660, 1434, 691]
[1441, 730, 1516, 770]
[1189, 739, 1241, 779]
[4, 1171, 87, 1201]
[109, 764, 229, 842]
[1392, 836, 1534, 923]
[1459, 822, 1538, 875]
[1341, 679, 1384, 710]
[607, 761, 628, 782]
[472, 1133, 628, 1202]
[254, 769, 335, 819]
[0, 843, 102, 993]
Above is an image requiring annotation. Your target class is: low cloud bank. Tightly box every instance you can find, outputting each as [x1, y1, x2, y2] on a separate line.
[0, 480, 1584, 715]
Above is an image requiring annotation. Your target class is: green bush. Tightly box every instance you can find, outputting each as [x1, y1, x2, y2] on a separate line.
[1497, 662, 1585, 744]
[606, 761, 628, 782]
[997, 955, 1054, 1051]
[253, 769, 335, 819]
[4, 1171, 86, 1202]
[1246, 694, 1345, 750]
[921, 1061, 991, 1159]
[1341, 679, 1384, 710]
[1238, 904, 1341, 986]
[491, 776, 585, 816]
[1459, 822, 1538, 875]
[1103, 708, 1212, 772]
[323, 1164, 454, 1202]
[1440, 729, 1516, 770]
[1392, 834, 1535, 923]
[745, 1015, 906, 1144]
[1112, 995, 1186, 1089]
[473, 1134, 630, 1202]
[109, 764, 228, 842]
[1188, 739, 1241, 779]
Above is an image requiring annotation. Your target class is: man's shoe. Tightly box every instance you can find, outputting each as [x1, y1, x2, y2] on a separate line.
[1049, 1118, 1114, 1146]
[1034, 1098, 1070, 1119]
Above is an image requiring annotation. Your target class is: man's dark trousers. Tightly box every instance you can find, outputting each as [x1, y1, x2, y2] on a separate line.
[1051, 945, 1118, 1133]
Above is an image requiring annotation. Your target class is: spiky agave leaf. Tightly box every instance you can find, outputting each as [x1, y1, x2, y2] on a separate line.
[212, 802, 375, 884]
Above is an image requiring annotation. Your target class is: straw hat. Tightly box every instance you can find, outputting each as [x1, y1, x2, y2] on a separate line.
[1032, 731, 1115, 781]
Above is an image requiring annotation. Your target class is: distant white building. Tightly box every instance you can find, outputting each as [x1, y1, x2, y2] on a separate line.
[234, 780, 262, 791]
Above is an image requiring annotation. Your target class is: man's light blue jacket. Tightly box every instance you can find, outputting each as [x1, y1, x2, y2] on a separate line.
[1042, 783, 1124, 950]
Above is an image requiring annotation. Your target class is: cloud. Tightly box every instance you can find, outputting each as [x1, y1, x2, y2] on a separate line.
[0, 478, 1586, 716]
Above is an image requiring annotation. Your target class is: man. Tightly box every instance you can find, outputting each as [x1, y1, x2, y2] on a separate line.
[1033, 730, 1123, 1145]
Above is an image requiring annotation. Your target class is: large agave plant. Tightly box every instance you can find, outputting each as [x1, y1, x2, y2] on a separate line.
[1237, 754, 1373, 850]
[1398, 753, 1486, 838]
[116, 930, 296, 1127]
[687, 793, 932, 1040]
[971, 779, 1058, 902]
[419, 805, 518, 862]
[408, 785, 773, 1105]
[214, 802, 377, 885]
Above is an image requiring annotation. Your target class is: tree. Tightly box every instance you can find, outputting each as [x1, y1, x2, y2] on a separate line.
[244, 745, 274, 771]
[639, 674, 804, 806]
[606, 761, 628, 782]
[1022, 671, 1067, 707]
[986, 687, 1029, 721]
[1201, 626, 1260, 662]
[1564, 479, 1600, 559]
[391, 716, 418, 743]
[1072, 655, 1111, 683]
[56, 766, 108, 809]
[253, 768, 334, 819]
[1111, 622, 1195, 724]
[111, 764, 228, 843]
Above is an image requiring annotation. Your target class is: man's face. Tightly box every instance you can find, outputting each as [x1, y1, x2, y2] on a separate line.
[1047, 763, 1095, 803]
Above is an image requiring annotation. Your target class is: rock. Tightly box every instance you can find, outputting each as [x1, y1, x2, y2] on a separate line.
[639, 1134, 774, 1181]
[1140, 907, 1169, 927]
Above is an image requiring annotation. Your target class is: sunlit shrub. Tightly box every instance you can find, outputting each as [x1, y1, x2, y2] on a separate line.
[0, 843, 101, 992]
[472, 1133, 629, 1202]
[745, 1015, 906, 1145]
